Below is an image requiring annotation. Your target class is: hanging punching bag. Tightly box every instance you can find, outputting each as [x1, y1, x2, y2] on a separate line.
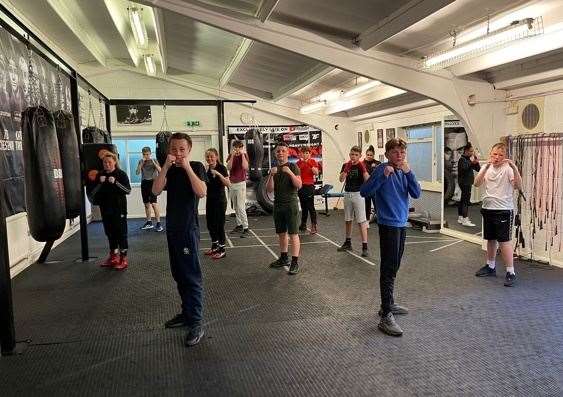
[82, 126, 108, 144]
[22, 106, 66, 242]
[156, 131, 171, 166]
[82, 143, 118, 204]
[54, 110, 82, 219]
[245, 128, 264, 182]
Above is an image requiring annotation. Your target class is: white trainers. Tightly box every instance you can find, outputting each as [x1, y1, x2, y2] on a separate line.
[457, 216, 464, 224]
[461, 218, 476, 227]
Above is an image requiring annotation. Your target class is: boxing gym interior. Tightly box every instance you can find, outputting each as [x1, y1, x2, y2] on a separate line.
[0, 0, 562, 396]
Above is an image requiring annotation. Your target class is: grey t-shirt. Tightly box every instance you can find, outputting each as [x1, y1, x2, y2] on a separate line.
[140, 159, 159, 180]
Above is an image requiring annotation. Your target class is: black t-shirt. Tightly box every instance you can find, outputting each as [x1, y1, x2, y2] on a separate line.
[363, 159, 381, 175]
[165, 162, 207, 232]
[94, 168, 131, 214]
[206, 163, 228, 201]
[341, 163, 365, 192]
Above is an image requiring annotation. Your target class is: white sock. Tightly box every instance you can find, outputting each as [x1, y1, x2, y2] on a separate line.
[506, 266, 515, 275]
[486, 259, 496, 269]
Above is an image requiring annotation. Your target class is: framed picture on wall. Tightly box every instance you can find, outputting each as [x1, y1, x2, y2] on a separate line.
[116, 105, 152, 125]
[357, 131, 363, 149]
[377, 129, 384, 148]
[386, 128, 396, 141]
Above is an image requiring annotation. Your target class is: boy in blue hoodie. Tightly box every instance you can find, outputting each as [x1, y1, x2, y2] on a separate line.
[360, 138, 421, 336]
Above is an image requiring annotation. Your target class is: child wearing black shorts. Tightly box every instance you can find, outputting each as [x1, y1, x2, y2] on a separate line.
[474, 142, 523, 287]
[136, 147, 163, 232]
[266, 142, 302, 275]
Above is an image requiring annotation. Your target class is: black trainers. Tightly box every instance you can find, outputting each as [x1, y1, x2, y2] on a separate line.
[288, 262, 299, 275]
[378, 304, 409, 316]
[140, 221, 153, 230]
[269, 257, 289, 268]
[154, 222, 164, 232]
[337, 241, 352, 252]
[475, 265, 496, 277]
[299, 223, 307, 232]
[504, 272, 516, 287]
[378, 312, 403, 337]
[229, 225, 243, 234]
[240, 228, 250, 238]
[361, 247, 369, 257]
[185, 325, 204, 347]
[164, 313, 187, 328]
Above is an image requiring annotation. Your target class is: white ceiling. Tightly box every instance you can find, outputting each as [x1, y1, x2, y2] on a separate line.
[4, 0, 563, 119]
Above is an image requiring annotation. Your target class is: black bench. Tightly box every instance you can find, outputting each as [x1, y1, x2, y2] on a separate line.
[315, 184, 344, 216]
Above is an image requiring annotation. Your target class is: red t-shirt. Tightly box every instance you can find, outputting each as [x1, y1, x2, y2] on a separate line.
[296, 158, 320, 186]
[228, 153, 248, 183]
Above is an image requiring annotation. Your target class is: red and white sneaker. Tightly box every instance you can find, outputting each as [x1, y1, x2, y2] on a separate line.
[114, 255, 128, 270]
[204, 247, 217, 256]
[211, 250, 226, 260]
[101, 252, 119, 267]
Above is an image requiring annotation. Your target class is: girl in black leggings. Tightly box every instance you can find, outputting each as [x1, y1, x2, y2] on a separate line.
[204, 148, 230, 259]
[90, 152, 131, 270]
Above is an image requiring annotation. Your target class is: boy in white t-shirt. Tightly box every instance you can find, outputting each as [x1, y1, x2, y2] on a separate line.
[473, 142, 523, 287]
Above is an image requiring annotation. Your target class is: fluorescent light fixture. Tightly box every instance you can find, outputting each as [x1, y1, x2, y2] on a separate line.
[423, 17, 543, 70]
[129, 7, 147, 47]
[343, 80, 381, 98]
[300, 100, 326, 114]
[144, 54, 156, 75]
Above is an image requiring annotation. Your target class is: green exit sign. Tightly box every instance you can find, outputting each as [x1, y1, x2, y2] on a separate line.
[185, 120, 200, 127]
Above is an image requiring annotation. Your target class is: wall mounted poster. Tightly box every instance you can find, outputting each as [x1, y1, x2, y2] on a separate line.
[227, 125, 323, 212]
[0, 26, 71, 216]
[116, 105, 152, 125]
[386, 128, 396, 141]
[377, 129, 384, 148]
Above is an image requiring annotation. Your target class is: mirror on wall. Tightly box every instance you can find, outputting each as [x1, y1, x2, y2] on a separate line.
[442, 118, 483, 237]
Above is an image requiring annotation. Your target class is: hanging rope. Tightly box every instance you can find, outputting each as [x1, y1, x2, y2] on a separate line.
[508, 133, 563, 260]
[98, 97, 105, 129]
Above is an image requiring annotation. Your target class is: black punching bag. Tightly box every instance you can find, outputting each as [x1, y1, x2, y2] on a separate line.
[22, 106, 66, 242]
[245, 128, 264, 182]
[82, 126, 110, 144]
[54, 110, 82, 219]
[82, 143, 118, 204]
[156, 131, 171, 166]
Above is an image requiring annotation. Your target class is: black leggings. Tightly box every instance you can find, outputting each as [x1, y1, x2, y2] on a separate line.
[365, 196, 376, 220]
[206, 199, 227, 245]
[298, 184, 317, 225]
[458, 184, 472, 217]
[378, 224, 406, 315]
[101, 210, 128, 251]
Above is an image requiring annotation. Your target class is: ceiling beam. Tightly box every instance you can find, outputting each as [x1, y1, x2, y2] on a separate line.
[45, 0, 111, 66]
[355, 0, 455, 50]
[349, 99, 438, 121]
[272, 64, 333, 101]
[255, 0, 280, 23]
[153, 8, 168, 73]
[325, 85, 407, 115]
[229, 82, 273, 99]
[220, 38, 253, 87]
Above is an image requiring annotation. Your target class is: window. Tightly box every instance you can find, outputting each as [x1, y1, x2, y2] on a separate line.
[405, 124, 441, 184]
[112, 138, 155, 184]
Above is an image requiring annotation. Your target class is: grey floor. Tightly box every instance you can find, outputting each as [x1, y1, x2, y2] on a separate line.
[1, 212, 562, 396]
[444, 201, 483, 234]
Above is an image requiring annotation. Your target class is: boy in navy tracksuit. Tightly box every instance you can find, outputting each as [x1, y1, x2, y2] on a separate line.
[361, 138, 421, 336]
[152, 133, 208, 347]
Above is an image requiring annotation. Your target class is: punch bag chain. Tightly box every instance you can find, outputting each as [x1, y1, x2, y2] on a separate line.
[87, 90, 97, 128]
[159, 103, 170, 132]
[98, 97, 105, 128]
[27, 46, 40, 108]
